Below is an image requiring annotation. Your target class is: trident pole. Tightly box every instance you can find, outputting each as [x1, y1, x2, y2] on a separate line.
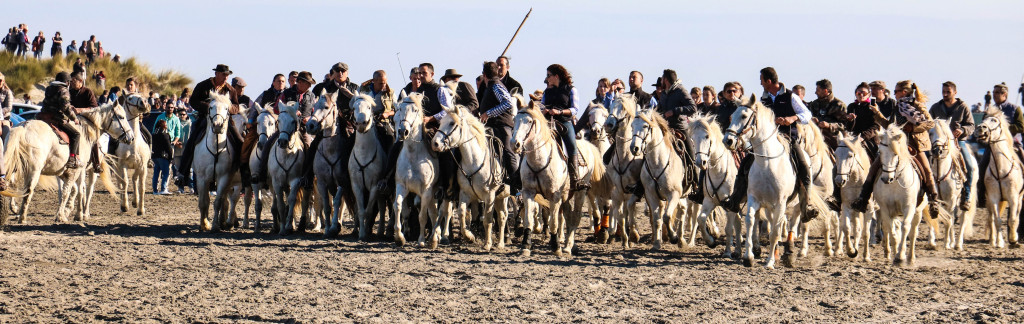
[396, 52, 406, 83]
[500, 8, 532, 57]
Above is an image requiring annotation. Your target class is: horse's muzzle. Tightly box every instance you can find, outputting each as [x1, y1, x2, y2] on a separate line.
[306, 121, 321, 135]
[881, 175, 895, 184]
[836, 176, 847, 187]
[723, 136, 736, 150]
[397, 128, 409, 140]
[511, 139, 522, 153]
[278, 134, 290, 148]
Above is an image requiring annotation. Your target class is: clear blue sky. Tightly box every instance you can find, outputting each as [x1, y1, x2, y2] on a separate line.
[8, 0, 1024, 107]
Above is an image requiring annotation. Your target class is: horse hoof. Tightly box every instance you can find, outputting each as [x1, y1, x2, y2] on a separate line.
[706, 238, 719, 249]
[395, 235, 406, 247]
[483, 243, 493, 252]
[847, 249, 859, 258]
[136, 210, 144, 217]
[782, 252, 797, 268]
[753, 247, 762, 259]
[279, 228, 293, 236]
[440, 236, 451, 245]
[324, 226, 341, 239]
[668, 236, 680, 245]
[1010, 242, 1021, 249]
[731, 251, 741, 259]
[554, 248, 563, 257]
[742, 257, 753, 267]
[120, 206, 128, 213]
[651, 241, 662, 251]
[521, 249, 532, 257]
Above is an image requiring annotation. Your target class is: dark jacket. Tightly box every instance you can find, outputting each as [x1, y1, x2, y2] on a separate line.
[716, 99, 740, 130]
[500, 73, 523, 95]
[628, 88, 654, 109]
[189, 78, 239, 118]
[418, 80, 443, 117]
[69, 86, 97, 109]
[846, 101, 881, 141]
[542, 84, 575, 123]
[809, 95, 847, 134]
[257, 87, 283, 109]
[656, 82, 697, 130]
[928, 98, 974, 140]
[872, 96, 899, 126]
[280, 86, 316, 118]
[452, 81, 478, 112]
[41, 81, 76, 122]
[152, 131, 173, 160]
[480, 79, 514, 127]
[321, 79, 360, 118]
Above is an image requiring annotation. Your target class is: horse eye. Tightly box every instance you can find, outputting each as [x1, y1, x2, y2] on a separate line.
[705, 135, 709, 139]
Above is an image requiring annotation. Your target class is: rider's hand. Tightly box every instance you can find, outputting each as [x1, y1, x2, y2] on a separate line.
[480, 113, 489, 123]
[775, 116, 788, 126]
[952, 128, 963, 138]
[845, 113, 856, 121]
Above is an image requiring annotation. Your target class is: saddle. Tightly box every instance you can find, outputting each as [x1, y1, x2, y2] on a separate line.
[549, 120, 588, 169]
[36, 111, 69, 145]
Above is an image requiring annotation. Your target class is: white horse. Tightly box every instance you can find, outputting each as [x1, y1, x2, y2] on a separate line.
[974, 108, 1024, 248]
[392, 93, 444, 248]
[267, 100, 311, 235]
[306, 92, 356, 238]
[194, 91, 246, 232]
[722, 99, 830, 269]
[793, 123, 839, 257]
[114, 94, 153, 217]
[686, 113, 741, 258]
[583, 102, 613, 240]
[81, 93, 148, 221]
[834, 132, 877, 261]
[3, 101, 133, 223]
[243, 103, 277, 231]
[432, 104, 511, 251]
[928, 119, 975, 250]
[873, 124, 931, 266]
[348, 93, 388, 240]
[603, 94, 645, 247]
[629, 109, 685, 251]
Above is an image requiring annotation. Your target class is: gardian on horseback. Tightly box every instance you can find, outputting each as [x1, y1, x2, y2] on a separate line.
[850, 80, 942, 216]
[39, 72, 85, 170]
[651, 69, 699, 201]
[176, 64, 244, 189]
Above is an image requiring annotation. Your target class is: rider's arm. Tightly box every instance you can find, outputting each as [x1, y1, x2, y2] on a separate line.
[1011, 106, 1024, 136]
[790, 93, 811, 124]
[484, 83, 513, 118]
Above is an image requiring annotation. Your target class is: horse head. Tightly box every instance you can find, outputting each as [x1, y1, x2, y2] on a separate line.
[395, 93, 424, 141]
[976, 108, 1010, 145]
[686, 113, 721, 170]
[723, 94, 762, 150]
[254, 103, 277, 149]
[433, 104, 465, 152]
[878, 124, 906, 184]
[511, 99, 547, 154]
[276, 100, 301, 149]
[929, 119, 953, 158]
[629, 109, 660, 157]
[118, 92, 150, 118]
[208, 91, 232, 135]
[606, 94, 637, 134]
[105, 102, 135, 144]
[351, 92, 376, 134]
[307, 91, 338, 136]
[587, 102, 609, 141]
[834, 131, 866, 187]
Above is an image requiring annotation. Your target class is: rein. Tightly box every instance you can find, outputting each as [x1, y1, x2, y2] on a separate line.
[877, 140, 916, 190]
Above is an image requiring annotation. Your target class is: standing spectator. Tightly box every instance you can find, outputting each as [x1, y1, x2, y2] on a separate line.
[50, 31, 62, 57]
[84, 35, 98, 63]
[178, 88, 190, 109]
[97, 90, 109, 105]
[72, 58, 86, 76]
[65, 39, 77, 55]
[21, 94, 31, 105]
[2, 28, 14, 53]
[31, 31, 45, 59]
[174, 109, 192, 193]
[156, 104, 182, 143]
[93, 70, 106, 90]
[16, 25, 28, 58]
[287, 71, 298, 88]
[0, 72, 12, 120]
[690, 87, 704, 107]
[151, 120, 173, 195]
[97, 42, 105, 58]
[78, 39, 86, 55]
[112, 54, 121, 63]
[698, 85, 720, 114]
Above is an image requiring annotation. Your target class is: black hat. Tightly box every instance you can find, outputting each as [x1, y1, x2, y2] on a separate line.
[212, 64, 233, 74]
[331, 62, 349, 73]
[440, 69, 463, 81]
[296, 71, 316, 85]
[651, 77, 662, 87]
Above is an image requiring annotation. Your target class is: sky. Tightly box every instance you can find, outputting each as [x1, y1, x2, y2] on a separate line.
[7, 0, 1024, 107]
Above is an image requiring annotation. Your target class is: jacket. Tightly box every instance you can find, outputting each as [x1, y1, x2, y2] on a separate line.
[189, 78, 239, 118]
[809, 95, 847, 135]
[656, 82, 697, 130]
[928, 98, 974, 140]
[280, 86, 316, 118]
[69, 86, 97, 109]
[845, 101, 882, 142]
[358, 80, 396, 115]
[0, 87, 12, 119]
[896, 97, 934, 152]
[151, 131, 173, 160]
[41, 81, 76, 122]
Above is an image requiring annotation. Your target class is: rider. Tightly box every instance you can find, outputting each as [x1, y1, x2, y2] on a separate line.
[477, 61, 519, 193]
[242, 73, 286, 171]
[540, 64, 588, 191]
[974, 82, 1024, 208]
[175, 64, 242, 185]
[0, 72, 11, 190]
[928, 81, 975, 211]
[39, 72, 82, 169]
[721, 67, 814, 215]
[850, 80, 941, 215]
[844, 82, 883, 158]
[252, 70, 322, 186]
[808, 79, 847, 150]
[715, 81, 744, 130]
[359, 70, 396, 150]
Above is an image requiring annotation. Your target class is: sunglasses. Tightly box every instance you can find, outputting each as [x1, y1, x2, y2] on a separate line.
[726, 89, 739, 93]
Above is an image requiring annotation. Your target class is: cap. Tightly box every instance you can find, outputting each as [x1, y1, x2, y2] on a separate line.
[869, 80, 886, 89]
[331, 62, 349, 73]
[231, 77, 246, 87]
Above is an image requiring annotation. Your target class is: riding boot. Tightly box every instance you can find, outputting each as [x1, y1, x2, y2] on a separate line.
[851, 159, 881, 212]
[140, 125, 152, 146]
[721, 154, 754, 213]
[299, 134, 322, 190]
[377, 141, 403, 192]
[688, 169, 705, 203]
[253, 132, 280, 185]
[792, 146, 815, 221]
[567, 155, 584, 193]
[913, 151, 941, 216]
[603, 146, 614, 164]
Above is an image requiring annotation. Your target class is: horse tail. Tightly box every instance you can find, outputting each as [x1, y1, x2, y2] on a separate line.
[804, 184, 831, 223]
[97, 153, 121, 200]
[0, 128, 57, 197]
[533, 194, 550, 209]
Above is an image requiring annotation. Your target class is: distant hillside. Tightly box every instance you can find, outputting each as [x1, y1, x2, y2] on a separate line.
[0, 51, 192, 102]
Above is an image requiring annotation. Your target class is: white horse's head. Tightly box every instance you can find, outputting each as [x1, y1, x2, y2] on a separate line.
[307, 92, 338, 136]
[587, 102, 609, 141]
[208, 91, 232, 135]
[975, 106, 1010, 145]
[723, 94, 768, 151]
[511, 99, 550, 154]
[101, 102, 135, 144]
[277, 100, 301, 149]
[929, 119, 954, 159]
[433, 105, 484, 152]
[878, 124, 908, 184]
[351, 92, 377, 134]
[606, 94, 637, 134]
[629, 109, 668, 157]
[252, 103, 277, 148]
[394, 93, 424, 141]
[834, 131, 867, 187]
[118, 92, 150, 118]
[685, 112, 722, 170]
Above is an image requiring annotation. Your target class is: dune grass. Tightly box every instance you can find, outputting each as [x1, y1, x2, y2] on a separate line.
[0, 51, 191, 97]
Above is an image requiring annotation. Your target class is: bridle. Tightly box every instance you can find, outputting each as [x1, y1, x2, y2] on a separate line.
[725, 107, 782, 159]
[876, 138, 914, 189]
[835, 143, 867, 180]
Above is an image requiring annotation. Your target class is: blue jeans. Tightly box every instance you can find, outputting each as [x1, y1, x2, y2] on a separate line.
[960, 141, 977, 196]
[556, 119, 577, 161]
[152, 158, 171, 192]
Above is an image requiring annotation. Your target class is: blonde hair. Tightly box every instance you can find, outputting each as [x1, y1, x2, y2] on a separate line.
[895, 80, 928, 106]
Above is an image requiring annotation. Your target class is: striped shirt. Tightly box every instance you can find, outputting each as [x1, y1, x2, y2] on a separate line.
[484, 82, 514, 118]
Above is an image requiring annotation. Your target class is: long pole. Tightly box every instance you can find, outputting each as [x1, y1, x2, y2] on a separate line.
[396, 52, 406, 83]
[500, 8, 532, 57]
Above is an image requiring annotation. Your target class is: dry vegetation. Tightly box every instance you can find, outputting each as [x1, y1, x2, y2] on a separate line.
[0, 51, 191, 99]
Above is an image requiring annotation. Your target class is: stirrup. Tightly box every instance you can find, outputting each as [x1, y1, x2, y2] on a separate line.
[65, 158, 81, 169]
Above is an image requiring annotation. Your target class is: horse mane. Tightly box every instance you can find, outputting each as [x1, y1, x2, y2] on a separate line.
[612, 93, 637, 118]
[78, 101, 122, 142]
[982, 107, 1013, 143]
[685, 112, 722, 142]
[450, 105, 489, 151]
[351, 92, 374, 110]
[933, 119, 954, 143]
[209, 90, 232, 112]
[636, 110, 677, 150]
[521, 100, 556, 145]
[882, 123, 910, 159]
[838, 132, 870, 166]
[797, 122, 830, 158]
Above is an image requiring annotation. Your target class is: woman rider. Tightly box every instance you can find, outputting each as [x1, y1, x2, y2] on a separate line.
[541, 64, 588, 191]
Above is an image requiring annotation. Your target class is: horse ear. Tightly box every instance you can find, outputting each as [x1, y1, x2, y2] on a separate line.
[836, 131, 845, 141]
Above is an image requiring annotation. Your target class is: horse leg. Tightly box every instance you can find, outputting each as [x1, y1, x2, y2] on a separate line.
[697, 200, 718, 250]
[562, 195, 585, 257]
[1008, 198, 1021, 248]
[197, 182, 212, 232]
[741, 200, 760, 267]
[496, 197, 508, 250]
[462, 193, 477, 246]
[393, 188, 408, 246]
[728, 211, 742, 259]
[137, 168, 146, 216]
[987, 198, 1002, 247]
[521, 198, 537, 256]
[766, 209, 786, 270]
[55, 176, 78, 223]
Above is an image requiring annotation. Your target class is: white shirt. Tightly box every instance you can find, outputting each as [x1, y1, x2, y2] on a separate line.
[768, 89, 811, 124]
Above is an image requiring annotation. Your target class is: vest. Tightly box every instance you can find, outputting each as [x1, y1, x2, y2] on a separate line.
[543, 84, 572, 123]
[763, 89, 797, 136]
[629, 89, 653, 109]
[480, 81, 513, 127]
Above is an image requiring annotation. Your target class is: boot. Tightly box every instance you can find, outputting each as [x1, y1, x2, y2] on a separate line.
[851, 159, 881, 212]
[914, 151, 942, 216]
[721, 154, 754, 213]
[65, 155, 81, 169]
[568, 155, 589, 192]
[376, 142, 403, 192]
[976, 148, 989, 208]
[252, 132, 278, 185]
[792, 147, 815, 221]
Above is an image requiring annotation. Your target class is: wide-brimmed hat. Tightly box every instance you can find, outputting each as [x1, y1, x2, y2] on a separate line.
[440, 69, 463, 81]
[296, 71, 317, 85]
[212, 64, 233, 74]
[651, 77, 662, 87]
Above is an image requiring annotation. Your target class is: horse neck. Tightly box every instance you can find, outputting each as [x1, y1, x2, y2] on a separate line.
[643, 126, 672, 164]
[751, 121, 784, 159]
[614, 119, 635, 159]
[706, 137, 734, 177]
[988, 136, 1017, 172]
[77, 109, 106, 143]
[354, 121, 378, 155]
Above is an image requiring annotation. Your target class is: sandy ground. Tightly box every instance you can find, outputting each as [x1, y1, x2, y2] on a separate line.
[1, 189, 1024, 323]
